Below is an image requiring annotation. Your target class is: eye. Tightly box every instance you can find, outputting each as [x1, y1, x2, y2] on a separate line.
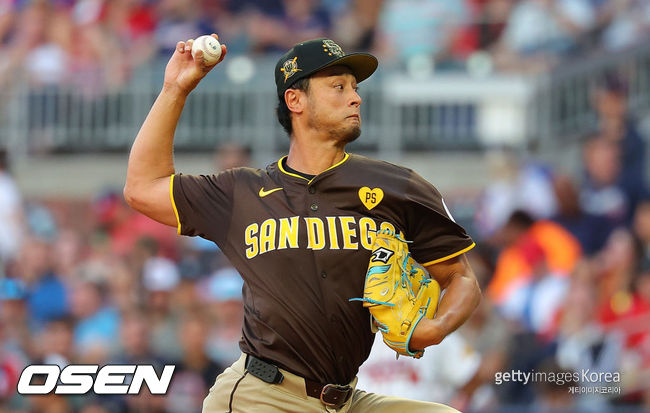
[334, 84, 343, 90]
[354, 86, 360, 92]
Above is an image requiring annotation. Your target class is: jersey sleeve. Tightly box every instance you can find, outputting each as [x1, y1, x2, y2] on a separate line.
[403, 171, 475, 265]
[171, 171, 235, 246]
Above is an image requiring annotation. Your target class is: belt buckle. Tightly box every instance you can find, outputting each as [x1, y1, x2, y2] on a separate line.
[320, 384, 350, 408]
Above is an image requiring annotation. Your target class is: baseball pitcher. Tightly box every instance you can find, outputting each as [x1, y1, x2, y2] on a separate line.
[124, 35, 481, 412]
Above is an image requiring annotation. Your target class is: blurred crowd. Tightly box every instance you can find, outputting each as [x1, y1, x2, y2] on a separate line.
[360, 72, 649, 412]
[0, 144, 252, 413]
[1, 68, 649, 413]
[1, 0, 650, 92]
[0, 1, 650, 410]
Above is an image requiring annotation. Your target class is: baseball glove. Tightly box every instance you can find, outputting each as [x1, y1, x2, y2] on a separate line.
[351, 229, 440, 358]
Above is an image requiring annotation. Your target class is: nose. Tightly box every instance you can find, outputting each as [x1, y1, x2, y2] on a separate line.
[349, 89, 362, 107]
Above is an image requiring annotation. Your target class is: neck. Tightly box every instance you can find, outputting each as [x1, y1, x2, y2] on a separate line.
[286, 135, 346, 175]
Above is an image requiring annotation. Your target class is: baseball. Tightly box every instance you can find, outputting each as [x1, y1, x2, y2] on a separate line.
[192, 35, 222, 65]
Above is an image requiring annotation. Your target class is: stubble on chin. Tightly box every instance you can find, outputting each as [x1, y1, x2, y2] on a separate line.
[341, 124, 361, 144]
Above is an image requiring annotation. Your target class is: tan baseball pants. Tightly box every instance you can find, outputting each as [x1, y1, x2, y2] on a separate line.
[202, 353, 459, 413]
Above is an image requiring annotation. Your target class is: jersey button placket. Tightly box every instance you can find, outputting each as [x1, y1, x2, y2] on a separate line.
[308, 186, 316, 194]
[310, 203, 318, 211]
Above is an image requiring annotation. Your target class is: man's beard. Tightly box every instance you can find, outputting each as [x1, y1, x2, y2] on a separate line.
[332, 123, 361, 144]
[316, 120, 361, 144]
[307, 104, 361, 144]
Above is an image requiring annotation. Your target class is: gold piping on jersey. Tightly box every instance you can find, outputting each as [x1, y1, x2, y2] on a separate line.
[421, 242, 476, 267]
[169, 174, 182, 235]
[277, 153, 350, 183]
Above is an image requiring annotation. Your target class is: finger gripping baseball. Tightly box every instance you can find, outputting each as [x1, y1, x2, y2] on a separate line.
[350, 229, 440, 358]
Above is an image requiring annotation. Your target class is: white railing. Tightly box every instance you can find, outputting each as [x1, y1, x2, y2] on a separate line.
[1, 39, 649, 158]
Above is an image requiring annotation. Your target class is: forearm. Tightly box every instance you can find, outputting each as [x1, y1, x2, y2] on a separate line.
[123, 36, 225, 225]
[410, 256, 481, 350]
[429, 272, 481, 341]
[125, 86, 187, 192]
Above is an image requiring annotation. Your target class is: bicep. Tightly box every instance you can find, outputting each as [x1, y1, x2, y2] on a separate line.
[124, 175, 178, 228]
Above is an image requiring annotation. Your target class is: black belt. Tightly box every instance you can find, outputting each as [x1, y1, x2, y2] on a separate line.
[245, 354, 353, 409]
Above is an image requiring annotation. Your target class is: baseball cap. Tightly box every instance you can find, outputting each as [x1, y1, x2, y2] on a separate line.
[0, 277, 27, 301]
[204, 267, 243, 302]
[142, 257, 180, 292]
[275, 38, 378, 97]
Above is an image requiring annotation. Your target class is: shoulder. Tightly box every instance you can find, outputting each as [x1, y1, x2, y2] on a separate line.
[347, 154, 442, 198]
[348, 154, 415, 178]
[183, 166, 267, 182]
[349, 154, 438, 189]
[229, 166, 266, 179]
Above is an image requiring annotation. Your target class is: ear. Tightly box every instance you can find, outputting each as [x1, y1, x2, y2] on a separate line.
[284, 89, 305, 114]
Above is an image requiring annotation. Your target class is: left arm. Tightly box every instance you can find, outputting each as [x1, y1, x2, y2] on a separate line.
[409, 254, 481, 350]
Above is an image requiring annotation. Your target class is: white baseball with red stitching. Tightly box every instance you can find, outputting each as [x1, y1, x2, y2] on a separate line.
[191, 35, 222, 65]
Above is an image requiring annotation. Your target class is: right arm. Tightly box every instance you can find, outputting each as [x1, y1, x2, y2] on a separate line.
[123, 35, 227, 226]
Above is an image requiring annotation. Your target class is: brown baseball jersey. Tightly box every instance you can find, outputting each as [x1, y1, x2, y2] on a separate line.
[171, 153, 475, 385]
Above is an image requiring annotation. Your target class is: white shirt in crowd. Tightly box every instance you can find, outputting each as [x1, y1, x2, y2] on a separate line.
[356, 331, 481, 404]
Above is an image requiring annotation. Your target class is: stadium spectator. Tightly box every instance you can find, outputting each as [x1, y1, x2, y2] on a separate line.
[0, 277, 31, 361]
[374, 0, 470, 73]
[357, 330, 481, 410]
[593, 73, 648, 205]
[497, 235, 570, 334]
[202, 267, 244, 367]
[141, 249, 183, 361]
[104, 0, 158, 69]
[555, 265, 622, 410]
[111, 307, 169, 413]
[492, 0, 597, 73]
[69, 275, 119, 363]
[50, 228, 86, 281]
[634, 198, 650, 263]
[212, 141, 252, 172]
[0, 149, 24, 263]
[474, 149, 557, 240]
[468, 0, 513, 53]
[34, 316, 75, 368]
[91, 190, 177, 259]
[14, 236, 69, 329]
[330, 0, 381, 51]
[244, 0, 330, 53]
[154, 0, 214, 58]
[281, 0, 331, 45]
[551, 173, 613, 255]
[167, 309, 224, 413]
[460, 296, 510, 411]
[487, 210, 581, 307]
[580, 135, 633, 228]
[24, 387, 73, 413]
[600, 0, 650, 51]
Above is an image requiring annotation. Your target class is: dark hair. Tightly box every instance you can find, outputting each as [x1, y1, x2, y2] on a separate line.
[0, 148, 7, 171]
[276, 78, 310, 137]
[507, 209, 535, 230]
[598, 71, 628, 96]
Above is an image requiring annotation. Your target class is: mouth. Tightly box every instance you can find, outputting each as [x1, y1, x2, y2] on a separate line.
[347, 114, 360, 121]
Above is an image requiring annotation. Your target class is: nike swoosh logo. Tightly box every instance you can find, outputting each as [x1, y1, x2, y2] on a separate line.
[259, 187, 283, 197]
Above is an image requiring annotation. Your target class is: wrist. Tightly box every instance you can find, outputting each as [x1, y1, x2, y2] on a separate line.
[409, 318, 447, 351]
[161, 83, 191, 99]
